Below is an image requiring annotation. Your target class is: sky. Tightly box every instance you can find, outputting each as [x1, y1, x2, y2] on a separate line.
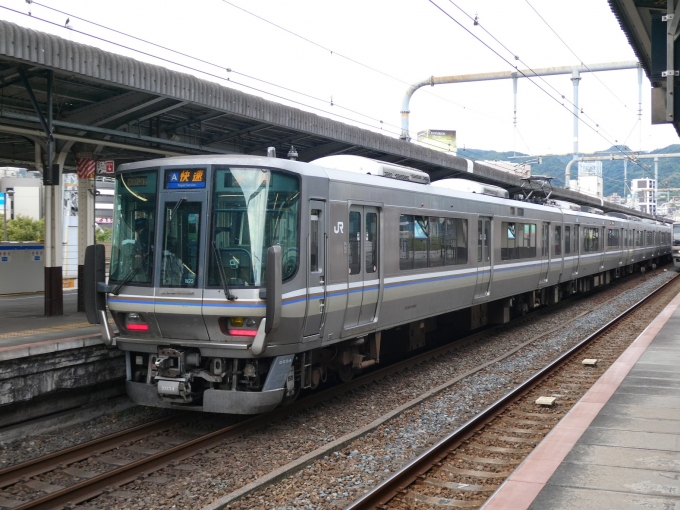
[2, 0, 679, 156]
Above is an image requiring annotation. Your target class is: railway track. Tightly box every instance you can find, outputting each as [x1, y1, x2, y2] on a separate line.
[0, 271, 670, 510]
[345, 273, 679, 510]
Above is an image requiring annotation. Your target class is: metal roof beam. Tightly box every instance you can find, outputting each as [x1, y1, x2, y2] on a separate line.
[0, 110, 234, 154]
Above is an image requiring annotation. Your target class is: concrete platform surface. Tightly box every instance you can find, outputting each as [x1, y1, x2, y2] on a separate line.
[483, 290, 680, 510]
[0, 290, 104, 354]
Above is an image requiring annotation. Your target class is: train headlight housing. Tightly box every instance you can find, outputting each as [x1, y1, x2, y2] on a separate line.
[126, 312, 149, 331]
[230, 317, 244, 327]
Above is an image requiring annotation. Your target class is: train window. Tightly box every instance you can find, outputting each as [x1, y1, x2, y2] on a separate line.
[646, 231, 653, 246]
[400, 215, 467, 270]
[349, 211, 361, 275]
[109, 170, 158, 286]
[365, 212, 378, 273]
[446, 218, 468, 265]
[607, 229, 620, 250]
[161, 201, 201, 288]
[310, 209, 320, 273]
[583, 227, 600, 253]
[501, 222, 536, 260]
[564, 226, 571, 255]
[541, 224, 548, 257]
[209, 167, 300, 287]
[554, 226, 562, 256]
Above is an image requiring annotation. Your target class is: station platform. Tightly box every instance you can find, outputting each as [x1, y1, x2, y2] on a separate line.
[483, 290, 680, 509]
[0, 290, 102, 359]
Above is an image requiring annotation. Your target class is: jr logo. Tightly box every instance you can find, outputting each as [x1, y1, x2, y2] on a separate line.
[334, 221, 344, 234]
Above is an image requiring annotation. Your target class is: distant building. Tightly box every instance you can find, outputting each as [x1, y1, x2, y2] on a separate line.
[574, 162, 603, 198]
[631, 178, 657, 215]
[605, 192, 623, 205]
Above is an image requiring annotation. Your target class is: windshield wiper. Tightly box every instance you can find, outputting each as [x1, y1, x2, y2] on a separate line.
[169, 197, 185, 221]
[212, 240, 236, 300]
[112, 248, 153, 295]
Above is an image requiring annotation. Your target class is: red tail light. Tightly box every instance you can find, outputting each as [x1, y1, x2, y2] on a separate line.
[229, 329, 257, 337]
[127, 323, 149, 331]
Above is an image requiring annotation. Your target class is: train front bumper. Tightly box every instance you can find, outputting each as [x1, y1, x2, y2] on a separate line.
[125, 381, 285, 414]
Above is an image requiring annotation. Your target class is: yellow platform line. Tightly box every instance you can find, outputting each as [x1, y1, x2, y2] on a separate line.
[0, 322, 93, 339]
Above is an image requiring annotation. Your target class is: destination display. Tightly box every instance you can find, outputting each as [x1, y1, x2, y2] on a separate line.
[165, 168, 206, 189]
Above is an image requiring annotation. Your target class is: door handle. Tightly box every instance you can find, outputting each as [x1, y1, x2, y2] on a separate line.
[319, 276, 325, 285]
[319, 300, 325, 312]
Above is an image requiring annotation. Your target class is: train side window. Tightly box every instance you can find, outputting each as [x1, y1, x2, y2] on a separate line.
[429, 218, 444, 268]
[365, 212, 377, 274]
[310, 209, 320, 272]
[607, 228, 620, 250]
[479, 220, 485, 262]
[413, 217, 429, 270]
[524, 224, 537, 258]
[583, 227, 600, 253]
[349, 211, 361, 275]
[564, 226, 571, 255]
[399, 215, 414, 270]
[447, 218, 467, 265]
[554, 226, 562, 256]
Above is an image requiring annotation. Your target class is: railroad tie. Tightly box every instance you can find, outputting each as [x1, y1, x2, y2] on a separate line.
[439, 466, 511, 478]
[405, 492, 484, 508]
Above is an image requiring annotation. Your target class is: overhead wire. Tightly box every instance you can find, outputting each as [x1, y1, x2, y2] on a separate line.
[0, 2, 486, 165]
[218, 0, 506, 124]
[524, 0, 637, 116]
[432, 0, 655, 180]
[445, 0, 626, 146]
[17, 0, 497, 156]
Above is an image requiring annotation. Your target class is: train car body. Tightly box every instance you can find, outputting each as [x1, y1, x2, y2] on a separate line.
[93, 155, 671, 414]
[674, 221, 680, 269]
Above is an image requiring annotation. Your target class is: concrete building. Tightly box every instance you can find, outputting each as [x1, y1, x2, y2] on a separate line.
[571, 161, 604, 199]
[631, 178, 657, 215]
[605, 192, 623, 205]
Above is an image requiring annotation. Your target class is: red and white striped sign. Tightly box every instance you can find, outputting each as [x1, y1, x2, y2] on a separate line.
[76, 158, 95, 179]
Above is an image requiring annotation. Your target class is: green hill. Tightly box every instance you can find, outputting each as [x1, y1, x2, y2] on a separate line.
[457, 145, 680, 200]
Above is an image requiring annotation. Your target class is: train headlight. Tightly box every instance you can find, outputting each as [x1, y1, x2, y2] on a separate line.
[230, 317, 245, 327]
[126, 312, 149, 331]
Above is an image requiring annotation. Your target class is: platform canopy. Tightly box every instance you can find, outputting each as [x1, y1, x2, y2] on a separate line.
[610, 0, 680, 137]
[0, 19, 657, 219]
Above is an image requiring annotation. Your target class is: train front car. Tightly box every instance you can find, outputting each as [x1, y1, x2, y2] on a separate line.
[105, 156, 313, 414]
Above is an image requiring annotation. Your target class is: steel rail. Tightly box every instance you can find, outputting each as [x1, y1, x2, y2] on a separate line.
[5, 285, 588, 510]
[4, 271, 665, 509]
[0, 414, 185, 489]
[344, 274, 679, 510]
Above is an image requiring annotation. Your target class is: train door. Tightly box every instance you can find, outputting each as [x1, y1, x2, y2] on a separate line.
[618, 228, 625, 266]
[344, 205, 380, 328]
[303, 200, 327, 338]
[539, 222, 550, 285]
[572, 224, 580, 276]
[599, 227, 606, 269]
[155, 193, 209, 339]
[474, 217, 492, 300]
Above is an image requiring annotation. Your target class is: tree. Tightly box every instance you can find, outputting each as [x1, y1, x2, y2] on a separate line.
[96, 228, 112, 242]
[7, 215, 45, 241]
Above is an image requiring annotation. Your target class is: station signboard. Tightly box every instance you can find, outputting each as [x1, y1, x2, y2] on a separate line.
[96, 160, 115, 175]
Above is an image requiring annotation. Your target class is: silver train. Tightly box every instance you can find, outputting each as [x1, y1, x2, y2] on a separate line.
[84, 154, 672, 414]
[674, 222, 680, 269]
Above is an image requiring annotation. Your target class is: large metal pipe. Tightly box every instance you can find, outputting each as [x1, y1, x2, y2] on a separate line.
[400, 61, 639, 140]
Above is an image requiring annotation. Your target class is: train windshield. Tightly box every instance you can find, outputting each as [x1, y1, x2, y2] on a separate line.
[109, 170, 158, 285]
[209, 167, 299, 287]
[674, 224, 680, 246]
